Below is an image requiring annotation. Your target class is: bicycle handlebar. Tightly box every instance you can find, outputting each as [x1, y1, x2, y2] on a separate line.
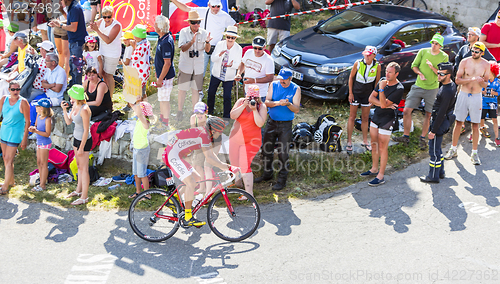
[220, 171, 237, 187]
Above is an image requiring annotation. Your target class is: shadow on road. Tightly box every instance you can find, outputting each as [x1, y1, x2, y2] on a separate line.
[260, 200, 301, 236]
[352, 185, 417, 233]
[0, 197, 19, 223]
[104, 211, 260, 279]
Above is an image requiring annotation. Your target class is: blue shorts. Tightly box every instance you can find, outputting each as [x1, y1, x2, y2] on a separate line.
[1, 139, 20, 147]
[133, 146, 150, 178]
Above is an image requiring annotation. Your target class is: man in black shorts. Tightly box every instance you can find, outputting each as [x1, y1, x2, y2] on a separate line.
[361, 62, 404, 186]
[420, 62, 456, 183]
[346, 46, 381, 154]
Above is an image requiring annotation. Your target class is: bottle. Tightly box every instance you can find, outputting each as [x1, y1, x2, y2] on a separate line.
[192, 194, 203, 208]
[108, 184, 121, 190]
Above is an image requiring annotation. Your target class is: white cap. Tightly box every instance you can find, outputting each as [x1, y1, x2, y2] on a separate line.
[37, 41, 55, 51]
[209, 0, 222, 6]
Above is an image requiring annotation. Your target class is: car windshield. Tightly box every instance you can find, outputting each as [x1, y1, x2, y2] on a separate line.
[318, 10, 402, 46]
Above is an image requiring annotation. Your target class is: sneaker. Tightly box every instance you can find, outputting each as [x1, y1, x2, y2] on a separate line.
[468, 134, 473, 143]
[112, 173, 128, 182]
[496, 138, 500, 147]
[419, 137, 427, 150]
[182, 216, 206, 227]
[121, 106, 131, 112]
[443, 148, 458, 160]
[360, 170, 378, 177]
[480, 127, 490, 138]
[198, 91, 204, 102]
[392, 135, 409, 145]
[368, 177, 385, 186]
[471, 153, 481, 165]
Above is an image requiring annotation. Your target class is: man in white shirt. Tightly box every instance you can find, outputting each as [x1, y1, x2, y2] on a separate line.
[178, 10, 212, 121]
[235, 36, 275, 100]
[42, 53, 67, 107]
[170, 0, 236, 76]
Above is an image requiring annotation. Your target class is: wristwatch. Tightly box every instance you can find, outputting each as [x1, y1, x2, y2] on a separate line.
[60, 23, 63, 28]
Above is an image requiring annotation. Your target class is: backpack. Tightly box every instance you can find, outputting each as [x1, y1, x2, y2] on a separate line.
[313, 114, 343, 152]
[153, 165, 176, 191]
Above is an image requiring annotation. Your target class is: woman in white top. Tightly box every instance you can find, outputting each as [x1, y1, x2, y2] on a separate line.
[207, 26, 242, 119]
[89, 6, 122, 101]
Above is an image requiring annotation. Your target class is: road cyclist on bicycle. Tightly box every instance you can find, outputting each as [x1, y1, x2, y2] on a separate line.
[162, 115, 239, 227]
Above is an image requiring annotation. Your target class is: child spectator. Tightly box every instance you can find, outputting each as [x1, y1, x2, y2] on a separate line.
[28, 98, 53, 192]
[128, 100, 155, 199]
[83, 35, 102, 76]
[121, 31, 134, 66]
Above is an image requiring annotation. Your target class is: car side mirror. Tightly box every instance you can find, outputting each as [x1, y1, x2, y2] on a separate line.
[385, 43, 402, 54]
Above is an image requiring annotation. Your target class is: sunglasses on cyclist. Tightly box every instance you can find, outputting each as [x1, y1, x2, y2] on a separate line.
[437, 72, 448, 76]
[10, 88, 21, 91]
[471, 49, 482, 54]
[211, 5, 221, 8]
[226, 36, 236, 40]
[102, 15, 112, 19]
[253, 46, 263, 50]
[190, 20, 201, 25]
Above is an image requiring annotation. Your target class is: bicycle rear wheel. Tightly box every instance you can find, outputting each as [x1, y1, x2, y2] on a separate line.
[396, 0, 427, 10]
[128, 189, 181, 242]
[207, 188, 260, 242]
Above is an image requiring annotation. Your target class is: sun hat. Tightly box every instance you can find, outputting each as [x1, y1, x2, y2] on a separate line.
[429, 33, 444, 47]
[362, 45, 377, 56]
[37, 98, 52, 108]
[37, 41, 55, 51]
[85, 35, 97, 43]
[122, 31, 134, 40]
[68, 85, 86, 100]
[185, 10, 203, 22]
[246, 85, 260, 97]
[194, 102, 208, 114]
[473, 41, 485, 52]
[132, 25, 147, 39]
[224, 26, 239, 38]
[139, 101, 154, 117]
[7, 22, 19, 32]
[468, 27, 481, 37]
[252, 36, 266, 47]
[277, 68, 293, 80]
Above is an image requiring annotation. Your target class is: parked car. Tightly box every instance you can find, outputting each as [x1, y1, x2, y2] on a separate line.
[271, 4, 466, 100]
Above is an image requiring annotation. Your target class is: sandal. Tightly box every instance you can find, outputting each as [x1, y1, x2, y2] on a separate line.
[65, 191, 82, 198]
[361, 143, 372, 151]
[128, 192, 140, 199]
[0, 188, 9, 195]
[31, 185, 44, 192]
[345, 144, 353, 154]
[139, 194, 151, 201]
[71, 198, 89, 205]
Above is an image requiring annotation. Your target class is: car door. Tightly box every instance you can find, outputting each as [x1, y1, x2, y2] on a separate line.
[379, 23, 427, 85]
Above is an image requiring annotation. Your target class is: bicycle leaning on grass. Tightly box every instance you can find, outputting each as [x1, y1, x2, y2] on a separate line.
[128, 170, 261, 242]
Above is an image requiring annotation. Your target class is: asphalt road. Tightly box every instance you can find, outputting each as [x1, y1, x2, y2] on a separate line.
[1, 135, 500, 284]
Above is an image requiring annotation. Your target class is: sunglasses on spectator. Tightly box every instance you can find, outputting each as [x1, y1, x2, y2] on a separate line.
[10, 88, 21, 91]
[102, 15, 112, 19]
[437, 72, 448, 76]
[471, 49, 482, 54]
[253, 46, 263, 50]
[211, 5, 221, 8]
[190, 20, 201, 25]
[226, 36, 236, 40]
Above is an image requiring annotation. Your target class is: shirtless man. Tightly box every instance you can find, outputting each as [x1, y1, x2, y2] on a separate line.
[444, 42, 490, 165]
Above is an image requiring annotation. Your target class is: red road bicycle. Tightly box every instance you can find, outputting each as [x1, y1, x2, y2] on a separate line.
[128, 171, 261, 242]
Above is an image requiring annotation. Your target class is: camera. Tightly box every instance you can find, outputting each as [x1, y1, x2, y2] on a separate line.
[248, 96, 257, 106]
[189, 50, 199, 58]
[63, 101, 73, 109]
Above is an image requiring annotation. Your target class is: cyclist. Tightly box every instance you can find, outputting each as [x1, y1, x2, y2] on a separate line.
[162, 115, 238, 227]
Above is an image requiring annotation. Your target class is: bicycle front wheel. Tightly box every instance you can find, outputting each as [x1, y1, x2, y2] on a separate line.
[128, 189, 181, 242]
[397, 0, 427, 10]
[207, 188, 260, 242]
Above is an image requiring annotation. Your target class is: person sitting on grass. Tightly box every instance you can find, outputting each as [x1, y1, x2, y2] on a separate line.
[28, 98, 53, 192]
[128, 100, 155, 200]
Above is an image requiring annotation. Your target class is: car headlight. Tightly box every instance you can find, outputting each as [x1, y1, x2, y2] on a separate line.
[316, 63, 352, 75]
[272, 44, 282, 57]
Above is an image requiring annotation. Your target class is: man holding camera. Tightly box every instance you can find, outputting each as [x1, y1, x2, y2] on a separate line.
[178, 10, 212, 122]
[255, 68, 301, 191]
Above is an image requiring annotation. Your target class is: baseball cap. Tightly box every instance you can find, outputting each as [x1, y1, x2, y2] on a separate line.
[122, 31, 134, 40]
[37, 41, 55, 51]
[468, 27, 481, 37]
[85, 35, 97, 43]
[362, 45, 377, 56]
[473, 41, 485, 52]
[209, 0, 222, 6]
[36, 98, 52, 108]
[277, 68, 293, 80]
[252, 36, 266, 47]
[194, 102, 208, 113]
[437, 62, 453, 72]
[13, 32, 27, 39]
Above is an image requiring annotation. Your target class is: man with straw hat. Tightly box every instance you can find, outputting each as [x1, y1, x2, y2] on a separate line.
[177, 10, 212, 122]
